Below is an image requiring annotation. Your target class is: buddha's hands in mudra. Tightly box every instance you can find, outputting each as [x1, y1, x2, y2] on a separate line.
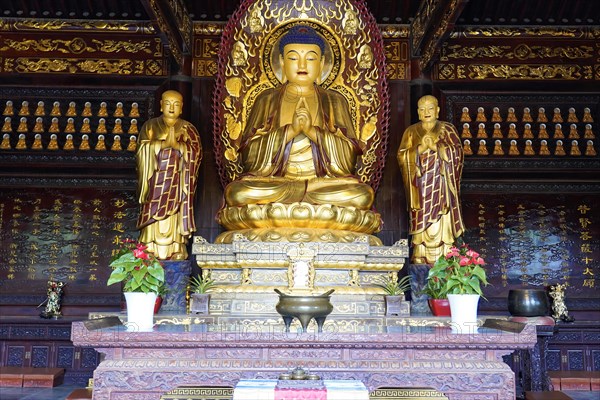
[290, 97, 317, 142]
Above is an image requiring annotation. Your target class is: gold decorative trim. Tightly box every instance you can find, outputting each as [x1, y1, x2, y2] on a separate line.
[6, 57, 165, 76]
[0, 37, 158, 55]
[0, 18, 154, 33]
[437, 63, 594, 81]
[441, 43, 594, 61]
[150, 0, 183, 66]
[451, 27, 599, 39]
[380, 25, 410, 38]
[193, 22, 225, 36]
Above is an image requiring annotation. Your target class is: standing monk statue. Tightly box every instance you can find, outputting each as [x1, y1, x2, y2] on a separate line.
[397, 95, 465, 264]
[136, 90, 202, 260]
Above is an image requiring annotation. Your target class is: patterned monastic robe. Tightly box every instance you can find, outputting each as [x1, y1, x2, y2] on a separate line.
[136, 117, 202, 260]
[397, 120, 465, 264]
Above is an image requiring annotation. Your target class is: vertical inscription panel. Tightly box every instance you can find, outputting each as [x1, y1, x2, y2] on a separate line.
[0, 187, 137, 300]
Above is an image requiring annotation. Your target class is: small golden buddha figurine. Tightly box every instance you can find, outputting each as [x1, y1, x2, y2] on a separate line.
[493, 139, 504, 155]
[506, 107, 517, 122]
[491, 107, 502, 122]
[461, 123, 471, 138]
[537, 107, 547, 123]
[98, 101, 108, 117]
[63, 134, 74, 150]
[477, 139, 488, 155]
[567, 107, 578, 123]
[112, 118, 123, 134]
[3, 100, 14, 116]
[126, 135, 137, 152]
[0, 133, 11, 149]
[95, 134, 106, 151]
[570, 140, 580, 156]
[50, 101, 62, 116]
[49, 117, 60, 133]
[538, 123, 549, 139]
[18, 101, 30, 116]
[110, 134, 122, 151]
[129, 102, 140, 117]
[16, 133, 27, 150]
[113, 102, 125, 117]
[128, 119, 138, 134]
[475, 107, 487, 122]
[32, 134, 43, 150]
[79, 134, 90, 150]
[82, 102, 92, 117]
[524, 139, 535, 155]
[568, 124, 579, 139]
[539, 140, 550, 156]
[47, 134, 59, 150]
[584, 124, 594, 139]
[492, 123, 503, 138]
[582, 107, 593, 122]
[554, 140, 566, 156]
[522, 107, 533, 122]
[463, 139, 472, 155]
[460, 107, 471, 122]
[477, 122, 487, 138]
[66, 101, 77, 117]
[554, 123, 564, 139]
[507, 123, 518, 139]
[33, 117, 44, 133]
[65, 118, 75, 133]
[523, 123, 533, 139]
[17, 117, 28, 133]
[509, 139, 520, 156]
[552, 107, 563, 123]
[81, 118, 91, 133]
[2, 117, 12, 133]
[96, 118, 107, 134]
[34, 101, 45, 116]
[585, 140, 596, 156]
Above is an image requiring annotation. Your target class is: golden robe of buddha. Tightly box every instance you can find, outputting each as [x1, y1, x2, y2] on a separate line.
[223, 25, 374, 211]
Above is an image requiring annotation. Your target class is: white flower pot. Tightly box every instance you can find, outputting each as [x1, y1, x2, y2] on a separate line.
[448, 293, 480, 334]
[124, 292, 157, 332]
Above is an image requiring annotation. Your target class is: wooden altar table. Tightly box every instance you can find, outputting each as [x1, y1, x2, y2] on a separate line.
[71, 319, 537, 400]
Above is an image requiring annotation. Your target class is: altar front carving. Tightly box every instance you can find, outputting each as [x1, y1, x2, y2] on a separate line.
[71, 320, 537, 400]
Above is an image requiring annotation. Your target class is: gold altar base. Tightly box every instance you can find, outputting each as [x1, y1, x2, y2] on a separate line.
[206, 292, 410, 318]
[216, 202, 382, 241]
[192, 235, 409, 316]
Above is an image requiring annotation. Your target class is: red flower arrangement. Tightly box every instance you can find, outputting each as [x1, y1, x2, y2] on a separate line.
[107, 238, 165, 294]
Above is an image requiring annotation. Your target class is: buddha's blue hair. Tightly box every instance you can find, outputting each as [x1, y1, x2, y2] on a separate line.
[278, 25, 325, 55]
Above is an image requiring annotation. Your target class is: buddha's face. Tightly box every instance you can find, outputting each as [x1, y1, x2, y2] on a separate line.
[161, 93, 183, 120]
[417, 98, 439, 123]
[281, 43, 323, 86]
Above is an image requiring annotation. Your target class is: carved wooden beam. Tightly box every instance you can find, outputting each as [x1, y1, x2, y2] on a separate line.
[140, 0, 193, 67]
[410, 0, 469, 71]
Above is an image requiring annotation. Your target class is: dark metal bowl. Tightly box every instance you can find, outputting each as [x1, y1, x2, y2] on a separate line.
[508, 289, 550, 317]
[275, 289, 334, 333]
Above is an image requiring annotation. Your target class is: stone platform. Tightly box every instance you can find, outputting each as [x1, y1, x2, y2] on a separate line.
[71, 316, 536, 400]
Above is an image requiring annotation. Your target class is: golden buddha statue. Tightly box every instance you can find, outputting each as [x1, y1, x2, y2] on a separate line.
[217, 24, 380, 243]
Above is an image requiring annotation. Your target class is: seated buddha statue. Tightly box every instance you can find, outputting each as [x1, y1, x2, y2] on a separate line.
[218, 25, 381, 241]
[217, 25, 381, 243]
[224, 25, 373, 209]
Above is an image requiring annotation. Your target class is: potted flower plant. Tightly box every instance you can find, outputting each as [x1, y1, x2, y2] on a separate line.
[421, 275, 451, 317]
[188, 274, 215, 314]
[107, 238, 165, 331]
[375, 274, 411, 316]
[428, 243, 489, 332]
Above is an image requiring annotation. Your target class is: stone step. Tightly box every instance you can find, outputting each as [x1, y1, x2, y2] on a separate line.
[66, 388, 93, 399]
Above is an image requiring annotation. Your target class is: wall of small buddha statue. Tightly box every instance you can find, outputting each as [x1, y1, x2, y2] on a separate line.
[0, 4, 598, 319]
